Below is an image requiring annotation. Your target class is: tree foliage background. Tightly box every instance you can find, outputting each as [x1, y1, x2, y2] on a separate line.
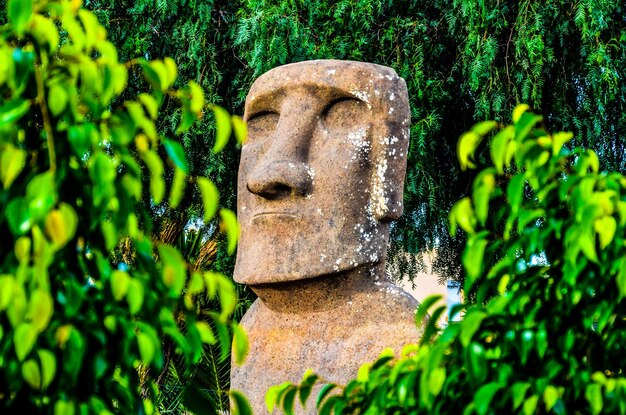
[73, 0, 626, 283]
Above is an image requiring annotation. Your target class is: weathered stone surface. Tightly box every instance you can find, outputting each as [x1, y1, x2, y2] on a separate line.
[231, 60, 421, 414]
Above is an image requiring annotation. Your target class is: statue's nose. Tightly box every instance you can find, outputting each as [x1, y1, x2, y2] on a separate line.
[246, 109, 316, 200]
[247, 160, 313, 200]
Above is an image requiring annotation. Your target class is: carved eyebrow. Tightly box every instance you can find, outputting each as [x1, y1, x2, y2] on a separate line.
[245, 90, 283, 121]
[247, 109, 279, 122]
[321, 96, 361, 115]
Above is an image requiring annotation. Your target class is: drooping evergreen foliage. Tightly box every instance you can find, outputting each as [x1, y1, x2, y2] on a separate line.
[83, 0, 626, 283]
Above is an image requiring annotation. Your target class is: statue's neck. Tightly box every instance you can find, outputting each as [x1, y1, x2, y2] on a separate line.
[249, 263, 388, 313]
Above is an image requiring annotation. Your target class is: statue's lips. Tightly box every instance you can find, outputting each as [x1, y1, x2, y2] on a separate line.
[250, 210, 300, 222]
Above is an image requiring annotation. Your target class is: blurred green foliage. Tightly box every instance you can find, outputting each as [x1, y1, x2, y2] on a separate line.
[0, 0, 249, 413]
[269, 105, 626, 414]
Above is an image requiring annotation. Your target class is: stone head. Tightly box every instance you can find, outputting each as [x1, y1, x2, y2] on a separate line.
[234, 60, 410, 285]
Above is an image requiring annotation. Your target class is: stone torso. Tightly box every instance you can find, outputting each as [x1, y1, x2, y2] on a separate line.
[231, 272, 420, 415]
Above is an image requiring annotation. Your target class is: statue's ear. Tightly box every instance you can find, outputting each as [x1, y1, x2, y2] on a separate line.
[371, 78, 410, 222]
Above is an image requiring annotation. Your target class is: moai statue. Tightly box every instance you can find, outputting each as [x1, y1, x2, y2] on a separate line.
[231, 60, 421, 414]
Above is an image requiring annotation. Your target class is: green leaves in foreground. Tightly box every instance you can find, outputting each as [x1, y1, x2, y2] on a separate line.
[0, 1, 249, 413]
[279, 105, 626, 414]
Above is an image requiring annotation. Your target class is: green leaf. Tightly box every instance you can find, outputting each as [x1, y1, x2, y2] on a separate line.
[463, 234, 488, 289]
[490, 126, 514, 174]
[428, 368, 446, 396]
[44, 203, 78, 248]
[30, 15, 60, 51]
[512, 382, 530, 409]
[158, 244, 186, 295]
[231, 322, 248, 365]
[357, 363, 371, 382]
[552, 131, 573, 155]
[214, 319, 231, 362]
[515, 111, 543, 141]
[68, 124, 93, 157]
[27, 289, 53, 332]
[265, 385, 280, 414]
[474, 383, 501, 415]
[110, 270, 130, 301]
[27, 172, 57, 222]
[1, 144, 27, 188]
[126, 279, 144, 314]
[188, 81, 205, 114]
[535, 328, 548, 358]
[415, 295, 443, 326]
[54, 400, 75, 415]
[232, 115, 247, 144]
[460, 310, 486, 347]
[283, 387, 297, 415]
[8, 0, 33, 36]
[466, 341, 487, 385]
[473, 170, 495, 225]
[62, 329, 85, 385]
[195, 321, 216, 345]
[163, 138, 189, 173]
[7, 281, 27, 326]
[220, 208, 239, 254]
[145, 60, 169, 91]
[188, 272, 204, 295]
[507, 173, 525, 216]
[544, 385, 559, 411]
[299, 369, 319, 407]
[138, 93, 158, 120]
[472, 120, 498, 136]
[316, 384, 337, 409]
[217, 274, 237, 318]
[48, 84, 68, 116]
[38, 349, 57, 389]
[163, 57, 177, 87]
[512, 104, 530, 123]
[0, 99, 30, 126]
[14, 322, 38, 361]
[6, 198, 32, 235]
[198, 177, 219, 222]
[230, 390, 252, 415]
[585, 384, 603, 415]
[22, 359, 42, 389]
[211, 104, 232, 153]
[142, 150, 164, 204]
[169, 168, 186, 209]
[578, 228, 598, 263]
[595, 215, 616, 250]
[0, 275, 15, 311]
[137, 332, 155, 364]
[457, 131, 482, 171]
[523, 395, 539, 415]
[450, 197, 476, 236]
[266, 382, 292, 414]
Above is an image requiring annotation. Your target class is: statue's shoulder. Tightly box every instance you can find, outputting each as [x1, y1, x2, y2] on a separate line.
[353, 280, 419, 321]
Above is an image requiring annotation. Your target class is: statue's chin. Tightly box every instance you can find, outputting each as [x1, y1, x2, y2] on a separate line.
[233, 248, 384, 285]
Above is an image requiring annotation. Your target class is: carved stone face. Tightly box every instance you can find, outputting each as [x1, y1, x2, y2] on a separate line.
[234, 60, 410, 285]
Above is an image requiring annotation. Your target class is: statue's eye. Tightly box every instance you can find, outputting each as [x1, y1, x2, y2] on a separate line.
[247, 111, 280, 140]
[321, 98, 368, 130]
